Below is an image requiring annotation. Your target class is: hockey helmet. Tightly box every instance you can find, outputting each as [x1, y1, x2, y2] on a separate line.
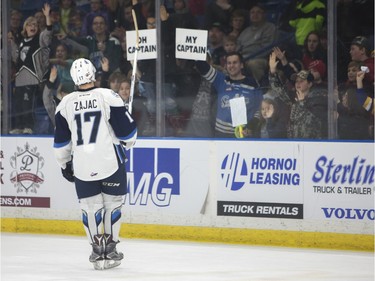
[70, 58, 96, 86]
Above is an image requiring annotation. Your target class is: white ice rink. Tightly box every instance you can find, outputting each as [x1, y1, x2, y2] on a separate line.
[1, 232, 374, 281]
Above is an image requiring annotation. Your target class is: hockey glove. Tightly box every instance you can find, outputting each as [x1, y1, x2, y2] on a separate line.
[61, 161, 75, 182]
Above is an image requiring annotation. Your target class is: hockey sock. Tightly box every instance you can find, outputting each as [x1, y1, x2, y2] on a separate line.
[102, 194, 125, 242]
[80, 193, 104, 243]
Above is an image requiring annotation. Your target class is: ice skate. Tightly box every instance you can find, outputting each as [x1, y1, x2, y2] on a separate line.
[103, 234, 123, 269]
[89, 234, 105, 270]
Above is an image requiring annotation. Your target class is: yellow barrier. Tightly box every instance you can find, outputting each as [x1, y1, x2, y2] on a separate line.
[1, 218, 373, 252]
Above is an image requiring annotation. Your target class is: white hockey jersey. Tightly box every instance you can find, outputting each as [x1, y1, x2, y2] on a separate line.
[53, 87, 137, 181]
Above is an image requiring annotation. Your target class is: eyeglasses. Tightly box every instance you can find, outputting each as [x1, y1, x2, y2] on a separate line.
[147, 22, 156, 27]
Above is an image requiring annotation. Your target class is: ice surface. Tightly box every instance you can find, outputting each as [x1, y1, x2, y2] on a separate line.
[1, 233, 374, 281]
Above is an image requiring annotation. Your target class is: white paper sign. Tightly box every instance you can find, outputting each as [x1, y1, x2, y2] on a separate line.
[126, 29, 157, 60]
[175, 28, 208, 61]
[229, 97, 247, 126]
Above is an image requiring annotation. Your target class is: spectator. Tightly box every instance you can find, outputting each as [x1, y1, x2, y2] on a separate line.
[218, 34, 237, 68]
[109, 71, 126, 93]
[207, 22, 226, 67]
[223, 34, 237, 54]
[269, 51, 328, 139]
[169, 0, 197, 30]
[272, 46, 304, 85]
[117, 77, 131, 105]
[116, 0, 144, 31]
[50, 6, 63, 34]
[227, 9, 247, 39]
[34, 10, 47, 32]
[9, 3, 52, 135]
[302, 31, 327, 81]
[235, 96, 290, 139]
[59, 0, 78, 35]
[336, 60, 362, 122]
[258, 98, 288, 139]
[67, 9, 84, 38]
[289, 0, 326, 47]
[61, 15, 122, 74]
[204, 0, 233, 33]
[309, 62, 326, 88]
[337, 86, 372, 140]
[349, 36, 374, 88]
[9, 10, 23, 45]
[110, 0, 145, 45]
[117, 77, 149, 137]
[81, 0, 111, 36]
[100, 56, 126, 91]
[105, 71, 125, 93]
[342, 61, 362, 88]
[355, 70, 374, 139]
[103, 0, 124, 29]
[49, 43, 75, 85]
[237, 3, 278, 82]
[195, 52, 263, 138]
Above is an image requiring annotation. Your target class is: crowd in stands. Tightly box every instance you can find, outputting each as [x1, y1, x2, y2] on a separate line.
[5, 0, 374, 140]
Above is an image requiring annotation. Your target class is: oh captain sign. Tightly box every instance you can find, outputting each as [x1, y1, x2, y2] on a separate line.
[175, 28, 208, 61]
[126, 29, 157, 60]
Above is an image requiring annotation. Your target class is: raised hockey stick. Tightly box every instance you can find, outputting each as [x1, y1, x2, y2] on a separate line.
[128, 9, 139, 114]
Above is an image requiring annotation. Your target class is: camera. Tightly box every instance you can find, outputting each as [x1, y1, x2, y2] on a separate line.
[360, 66, 369, 73]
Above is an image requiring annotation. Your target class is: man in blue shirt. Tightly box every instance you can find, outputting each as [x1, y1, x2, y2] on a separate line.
[196, 52, 263, 137]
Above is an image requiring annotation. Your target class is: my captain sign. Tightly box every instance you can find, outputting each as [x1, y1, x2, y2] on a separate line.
[126, 29, 157, 60]
[175, 28, 208, 61]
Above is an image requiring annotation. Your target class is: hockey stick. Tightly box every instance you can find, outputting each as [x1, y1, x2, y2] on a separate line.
[128, 9, 139, 114]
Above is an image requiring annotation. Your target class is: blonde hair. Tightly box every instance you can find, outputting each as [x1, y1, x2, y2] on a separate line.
[21, 16, 38, 37]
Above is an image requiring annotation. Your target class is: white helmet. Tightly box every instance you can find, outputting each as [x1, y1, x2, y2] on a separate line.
[70, 58, 96, 86]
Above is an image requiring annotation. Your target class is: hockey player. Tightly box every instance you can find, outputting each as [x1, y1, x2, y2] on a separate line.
[53, 58, 137, 270]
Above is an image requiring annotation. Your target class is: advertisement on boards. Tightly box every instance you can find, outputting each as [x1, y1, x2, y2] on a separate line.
[0, 137, 210, 215]
[216, 141, 304, 219]
[216, 140, 374, 222]
[303, 142, 374, 221]
[123, 139, 209, 214]
[1, 138, 79, 209]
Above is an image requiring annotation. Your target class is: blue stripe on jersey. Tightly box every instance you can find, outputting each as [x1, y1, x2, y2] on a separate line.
[118, 128, 137, 141]
[54, 111, 72, 145]
[109, 106, 137, 139]
[204, 65, 217, 82]
[114, 144, 126, 163]
[53, 140, 71, 148]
